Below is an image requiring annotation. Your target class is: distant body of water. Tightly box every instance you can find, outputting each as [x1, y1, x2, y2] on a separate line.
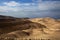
[0, 10, 60, 19]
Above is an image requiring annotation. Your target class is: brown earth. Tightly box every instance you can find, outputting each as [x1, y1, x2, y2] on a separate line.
[0, 16, 60, 40]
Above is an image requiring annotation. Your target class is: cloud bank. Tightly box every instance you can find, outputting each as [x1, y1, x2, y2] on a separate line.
[0, 0, 60, 18]
[0, 1, 60, 12]
[0, 1, 37, 12]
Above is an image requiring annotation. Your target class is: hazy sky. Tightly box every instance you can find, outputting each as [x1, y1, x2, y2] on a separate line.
[0, 0, 60, 18]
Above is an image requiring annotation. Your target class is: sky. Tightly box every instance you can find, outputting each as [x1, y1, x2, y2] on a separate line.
[0, 0, 60, 18]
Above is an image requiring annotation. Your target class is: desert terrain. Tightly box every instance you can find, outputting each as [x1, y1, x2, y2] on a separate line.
[0, 15, 60, 40]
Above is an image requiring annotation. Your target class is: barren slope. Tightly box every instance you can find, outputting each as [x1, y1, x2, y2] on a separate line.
[0, 17, 60, 40]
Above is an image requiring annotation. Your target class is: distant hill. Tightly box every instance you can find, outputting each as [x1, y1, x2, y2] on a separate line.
[0, 15, 16, 22]
[0, 15, 31, 34]
[0, 15, 16, 19]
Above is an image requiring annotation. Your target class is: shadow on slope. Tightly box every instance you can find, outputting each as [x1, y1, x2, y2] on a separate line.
[0, 19, 47, 39]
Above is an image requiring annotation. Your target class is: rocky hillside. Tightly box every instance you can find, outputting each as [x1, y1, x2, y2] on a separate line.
[0, 15, 60, 40]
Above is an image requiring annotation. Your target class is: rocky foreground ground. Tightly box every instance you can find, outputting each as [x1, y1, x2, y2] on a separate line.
[0, 16, 60, 40]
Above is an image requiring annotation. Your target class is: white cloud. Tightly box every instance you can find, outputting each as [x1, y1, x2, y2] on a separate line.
[0, 1, 60, 12]
[0, 1, 37, 12]
[38, 1, 60, 10]
[3, 1, 20, 6]
[0, 1, 36, 12]
[0, 1, 21, 12]
[0, 6, 20, 12]
[3, 1, 36, 6]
